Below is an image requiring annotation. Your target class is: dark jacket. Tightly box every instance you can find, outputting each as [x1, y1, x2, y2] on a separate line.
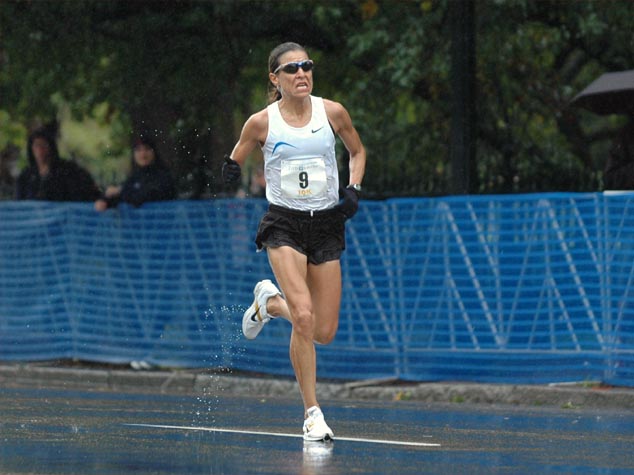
[16, 158, 101, 202]
[105, 161, 177, 208]
[604, 120, 634, 190]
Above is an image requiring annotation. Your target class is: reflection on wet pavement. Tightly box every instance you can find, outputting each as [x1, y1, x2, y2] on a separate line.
[1, 387, 634, 474]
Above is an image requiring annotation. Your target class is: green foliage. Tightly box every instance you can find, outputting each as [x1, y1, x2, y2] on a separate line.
[57, 102, 131, 187]
[0, 110, 26, 153]
[344, 0, 451, 196]
[464, 0, 633, 192]
[2, 0, 634, 199]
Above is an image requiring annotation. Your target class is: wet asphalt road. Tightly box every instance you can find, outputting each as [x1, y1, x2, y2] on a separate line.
[1, 386, 634, 475]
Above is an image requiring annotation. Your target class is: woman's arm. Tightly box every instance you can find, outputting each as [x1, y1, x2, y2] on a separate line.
[324, 99, 366, 186]
[229, 109, 269, 166]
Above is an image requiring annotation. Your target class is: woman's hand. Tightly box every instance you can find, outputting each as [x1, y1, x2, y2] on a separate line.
[335, 186, 360, 219]
[94, 199, 108, 212]
[104, 185, 121, 198]
[222, 155, 242, 184]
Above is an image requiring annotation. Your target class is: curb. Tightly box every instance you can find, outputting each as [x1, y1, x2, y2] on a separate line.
[2, 363, 634, 410]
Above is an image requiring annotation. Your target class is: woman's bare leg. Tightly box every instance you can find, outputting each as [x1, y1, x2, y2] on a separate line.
[266, 246, 341, 412]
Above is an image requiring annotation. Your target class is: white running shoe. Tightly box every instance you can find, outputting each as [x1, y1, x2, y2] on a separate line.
[242, 279, 281, 340]
[303, 406, 334, 441]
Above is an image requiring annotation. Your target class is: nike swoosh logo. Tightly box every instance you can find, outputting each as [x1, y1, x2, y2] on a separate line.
[311, 127, 323, 134]
[272, 141, 298, 154]
[250, 303, 262, 322]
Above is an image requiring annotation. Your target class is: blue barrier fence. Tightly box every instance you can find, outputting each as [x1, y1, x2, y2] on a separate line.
[1, 193, 634, 386]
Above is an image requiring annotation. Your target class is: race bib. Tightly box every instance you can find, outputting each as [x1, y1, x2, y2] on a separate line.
[281, 157, 327, 199]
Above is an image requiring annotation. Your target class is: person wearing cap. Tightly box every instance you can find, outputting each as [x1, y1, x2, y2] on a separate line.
[16, 127, 101, 202]
[95, 133, 177, 211]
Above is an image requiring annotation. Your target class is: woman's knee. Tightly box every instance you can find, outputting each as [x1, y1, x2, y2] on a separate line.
[314, 320, 338, 345]
[291, 306, 314, 338]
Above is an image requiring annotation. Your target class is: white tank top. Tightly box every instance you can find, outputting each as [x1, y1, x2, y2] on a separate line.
[262, 95, 339, 211]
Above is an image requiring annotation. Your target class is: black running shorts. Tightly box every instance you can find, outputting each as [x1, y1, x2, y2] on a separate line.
[255, 204, 346, 265]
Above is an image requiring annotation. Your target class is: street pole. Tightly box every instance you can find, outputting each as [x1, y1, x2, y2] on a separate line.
[449, 0, 476, 195]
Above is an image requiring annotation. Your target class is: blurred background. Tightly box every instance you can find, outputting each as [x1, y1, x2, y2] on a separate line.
[1, 0, 632, 200]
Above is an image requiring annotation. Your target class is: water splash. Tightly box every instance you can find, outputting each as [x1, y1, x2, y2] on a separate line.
[192, 304, 247, 426]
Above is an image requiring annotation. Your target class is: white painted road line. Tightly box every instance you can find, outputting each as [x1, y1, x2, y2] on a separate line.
[125, 423, 441, 447]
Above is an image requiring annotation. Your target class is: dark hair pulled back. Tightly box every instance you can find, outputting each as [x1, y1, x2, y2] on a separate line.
[267, 42, 307, 104]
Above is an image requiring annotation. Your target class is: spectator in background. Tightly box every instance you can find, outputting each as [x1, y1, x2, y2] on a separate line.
[16, 127, 101, 201]
[95, 132, 177, 211]
[604, 117, 634, 190]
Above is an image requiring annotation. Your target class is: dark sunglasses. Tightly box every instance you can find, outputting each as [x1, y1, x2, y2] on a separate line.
[274, 59, 314, 75]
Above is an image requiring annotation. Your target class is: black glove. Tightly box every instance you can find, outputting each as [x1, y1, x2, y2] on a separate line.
[335, 186, 360, 220]
[222, 154, 241, 184]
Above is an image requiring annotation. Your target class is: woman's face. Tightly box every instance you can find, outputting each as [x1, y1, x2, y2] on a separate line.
[31, 137, 51, 167]
[270, 50, 313, 99]
[133, 144, 156, 168]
